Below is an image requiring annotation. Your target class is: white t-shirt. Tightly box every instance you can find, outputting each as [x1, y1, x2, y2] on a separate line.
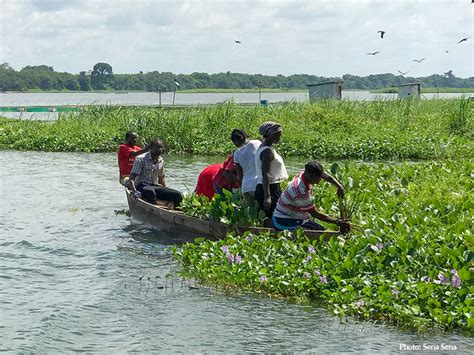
[233, 139, 261, 193]
[255, 145, 288, 184]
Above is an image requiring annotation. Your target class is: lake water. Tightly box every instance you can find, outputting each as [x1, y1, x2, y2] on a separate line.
[0, 91, 471, 120]
[0, 151, 472, 352]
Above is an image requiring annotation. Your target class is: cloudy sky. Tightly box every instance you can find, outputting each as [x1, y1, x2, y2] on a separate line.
[0, 0, 472, 77]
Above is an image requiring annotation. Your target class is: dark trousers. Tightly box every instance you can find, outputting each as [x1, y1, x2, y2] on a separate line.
[255, 183, 282, 219]
[136, 183, 182, 206]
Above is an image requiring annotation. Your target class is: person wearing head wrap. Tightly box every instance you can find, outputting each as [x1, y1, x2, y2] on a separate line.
[272, 160, 350, 233]
[258, 121, 282, 137]
[254, 121, 288, 226]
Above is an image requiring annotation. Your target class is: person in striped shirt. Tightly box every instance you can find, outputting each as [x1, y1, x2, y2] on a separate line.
[272, 160, 350, 232]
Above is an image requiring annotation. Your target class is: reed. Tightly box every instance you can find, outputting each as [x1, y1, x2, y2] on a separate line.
[1, 99, 472, 160]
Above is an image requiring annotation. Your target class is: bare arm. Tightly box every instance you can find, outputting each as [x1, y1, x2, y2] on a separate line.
[222, 169, 240, 183]
[309, 208, 350, 231]
[130, 145, 149, 157]
[129, 173, 138, 193]
[260, 148, 274, 210]
[321, 172, 345, 197]
[235, 163, 243, 182]
[158, 175, 166, 187]
[129, 157, 142, 196]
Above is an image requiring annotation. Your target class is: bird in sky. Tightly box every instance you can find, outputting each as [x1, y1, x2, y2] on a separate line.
[367, 51, 380, 55]
[457, 37, 469, 44]
[445, 50, 449, 53]
[377, 30, 385, 39]
[398, 70, 408, 76]
[413, 58, 426, 63]
[234, 40, 242, 44]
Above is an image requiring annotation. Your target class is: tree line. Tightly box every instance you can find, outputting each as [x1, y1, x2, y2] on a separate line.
[1, 62, 472, 92]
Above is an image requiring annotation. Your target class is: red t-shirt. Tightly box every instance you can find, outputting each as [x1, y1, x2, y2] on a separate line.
[118, 144, 142, 177]
[195, 164, 221, 199]
[213, 155, 241, 191]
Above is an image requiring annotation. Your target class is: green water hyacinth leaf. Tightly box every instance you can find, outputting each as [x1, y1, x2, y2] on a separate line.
[173, 160, 472, 332]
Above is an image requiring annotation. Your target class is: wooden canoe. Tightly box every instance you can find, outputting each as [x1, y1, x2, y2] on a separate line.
[125, 188, 340, 241]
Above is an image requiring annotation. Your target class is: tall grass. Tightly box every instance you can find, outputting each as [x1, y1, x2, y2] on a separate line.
[448, 97, 472, 136]
[0, 99, 472, 160]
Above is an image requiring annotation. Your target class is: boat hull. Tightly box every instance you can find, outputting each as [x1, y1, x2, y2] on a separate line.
[125, 189, 340, 241]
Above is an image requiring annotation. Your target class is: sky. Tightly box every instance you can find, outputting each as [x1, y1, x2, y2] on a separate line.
[0, 0, 473, 78]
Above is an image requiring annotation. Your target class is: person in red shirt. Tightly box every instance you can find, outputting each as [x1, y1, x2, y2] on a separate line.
[117, 131, 149, 185]
[212, 154, 241, 195]
[195, 163, 222, 199]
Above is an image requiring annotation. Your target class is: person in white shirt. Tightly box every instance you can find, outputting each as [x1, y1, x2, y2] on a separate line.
[232, 129, 261, 203]
[254, 121, 288, 226]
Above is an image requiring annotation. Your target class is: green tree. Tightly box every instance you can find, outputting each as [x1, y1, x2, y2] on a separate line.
[78, 71, 91, 91]
[90, 62, 113, 90]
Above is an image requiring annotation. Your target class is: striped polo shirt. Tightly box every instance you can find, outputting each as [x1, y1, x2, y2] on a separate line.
[273, 172, 316, 220]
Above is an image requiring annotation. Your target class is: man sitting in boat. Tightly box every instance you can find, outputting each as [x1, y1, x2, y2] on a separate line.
[128, 139, 183, 209]
[117, 131, 149, 186]
[272, 160, 350, 232]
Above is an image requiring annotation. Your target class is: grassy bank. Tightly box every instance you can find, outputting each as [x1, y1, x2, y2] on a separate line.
[173, 161, 473, 332]
[0, 99, 472, 160]
[371, 87, 474, 94]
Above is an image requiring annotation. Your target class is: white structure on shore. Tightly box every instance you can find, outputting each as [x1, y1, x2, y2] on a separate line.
[307, 81, 343, 101]
[397, 83, 421, 99]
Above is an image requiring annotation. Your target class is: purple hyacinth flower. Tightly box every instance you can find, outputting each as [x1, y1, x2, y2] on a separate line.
[438, 272, 449, 285]
[376, 242, 384, 251]
[306, 255, 312, 262]
[221, 245, 229, 253]
[356, 299, 364, 307]
[234, 255, 243, 264]
[314, 268, 321, 275]
[260, 275, 268, 282]
[451, 269, 461, 288]
[245, 235, 252, 242]
[391, 288, 399, 299]
[227, 253, 235, 263]
[320, 275, 328, 284]
[308, 245, 316, 254]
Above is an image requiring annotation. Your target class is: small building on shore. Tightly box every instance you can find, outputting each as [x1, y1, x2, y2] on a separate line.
[397, 83, 421, 99]
[307, 81, 343, 101]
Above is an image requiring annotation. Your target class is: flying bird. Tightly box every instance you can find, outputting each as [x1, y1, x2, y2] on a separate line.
[234, 40, 242, 44]
[457, 37, 469, 44]
[445, 50, 449, 53]
[366, 51, 380, 55]
[413, 58, 425, 63]
[398, 70, 408, 76]
[377, 30, 385, 39]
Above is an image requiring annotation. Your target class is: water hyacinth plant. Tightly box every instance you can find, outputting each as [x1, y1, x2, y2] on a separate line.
[180, 189, 265, 226]
[173, 160, 473, 332]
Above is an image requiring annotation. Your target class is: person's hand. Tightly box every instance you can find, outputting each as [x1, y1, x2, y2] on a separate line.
[337, 186, 345, 198]
[263, 196, 272, 211]
[132, 191, 142, 199]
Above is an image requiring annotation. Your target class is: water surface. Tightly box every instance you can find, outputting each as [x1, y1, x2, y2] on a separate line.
[0, 151, 472, 353]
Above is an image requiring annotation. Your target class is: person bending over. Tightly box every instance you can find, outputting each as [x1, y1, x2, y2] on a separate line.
[272, 160, 350, 232]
